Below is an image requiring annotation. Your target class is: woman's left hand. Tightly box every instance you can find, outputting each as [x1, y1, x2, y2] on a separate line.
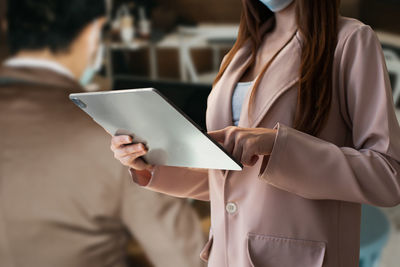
[208, 126, 277, 167]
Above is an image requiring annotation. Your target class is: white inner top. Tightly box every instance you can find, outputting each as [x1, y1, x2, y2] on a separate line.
[4, 57, 74, 79]
[232, 81, 253, 126]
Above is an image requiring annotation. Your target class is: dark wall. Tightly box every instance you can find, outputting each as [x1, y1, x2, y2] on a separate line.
[153, 0, 399, 33]
[360, 0, 400, 34]
[156, 0, 242, 24]
[0, 0, 8, 61]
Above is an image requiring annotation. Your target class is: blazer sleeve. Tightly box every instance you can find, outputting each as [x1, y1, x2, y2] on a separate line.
[130, 166, 210, 201]
[259, 25, 400, 207]
[120, 170, 206, 267]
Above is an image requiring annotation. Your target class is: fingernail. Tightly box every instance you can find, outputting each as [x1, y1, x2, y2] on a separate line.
[126, 136, 132, 142]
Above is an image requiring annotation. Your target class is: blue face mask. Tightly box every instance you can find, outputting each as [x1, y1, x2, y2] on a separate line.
[80, 67, 97, 86]
[80, 44, 104, 86]
[259, 0, 294, 12]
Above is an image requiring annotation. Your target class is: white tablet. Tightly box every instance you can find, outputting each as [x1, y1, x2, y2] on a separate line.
[69, 88, 243, 171]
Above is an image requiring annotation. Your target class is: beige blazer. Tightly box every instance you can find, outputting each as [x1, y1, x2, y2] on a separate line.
[131, 17, 400, 267]
[0, 67, 205, 267]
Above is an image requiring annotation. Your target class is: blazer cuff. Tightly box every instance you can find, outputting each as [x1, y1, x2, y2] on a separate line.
[130, 166, 172, 192]
[258, 122, 289, 187]
[129, 168, 155, 187]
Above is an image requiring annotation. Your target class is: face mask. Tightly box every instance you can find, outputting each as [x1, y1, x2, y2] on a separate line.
[259, 0, 294, 12]
[80, 44, 104, 86]
[80, 21, 104, 86]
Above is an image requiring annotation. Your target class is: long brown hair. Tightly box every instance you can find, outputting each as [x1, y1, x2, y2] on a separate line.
[213, 0, 340, 136]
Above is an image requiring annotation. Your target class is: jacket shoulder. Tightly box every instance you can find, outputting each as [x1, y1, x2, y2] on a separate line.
[337, 17, 376, 47]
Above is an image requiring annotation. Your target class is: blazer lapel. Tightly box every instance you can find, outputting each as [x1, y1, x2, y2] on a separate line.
[206, 19, 277, 133]
[206, 41, 253, 132]
[206, 42, 253, 177]
[239, 32, 302, 129]
[206, 28, 302, 177]
[208, 31, 302, 132]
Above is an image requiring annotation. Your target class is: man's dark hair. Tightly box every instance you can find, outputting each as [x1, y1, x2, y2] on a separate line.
[7, 0, 106, 54]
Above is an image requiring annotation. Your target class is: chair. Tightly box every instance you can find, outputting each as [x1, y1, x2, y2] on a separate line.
[359, 205, 390, 267]
[177, 24, 237, 83]
[383, 49, 400, 106]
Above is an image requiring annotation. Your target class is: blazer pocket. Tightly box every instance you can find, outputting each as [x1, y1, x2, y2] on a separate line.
[200, 231, 214, 262]
[246, 233, 326, 267]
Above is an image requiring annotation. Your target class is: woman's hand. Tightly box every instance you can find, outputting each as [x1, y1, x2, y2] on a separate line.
[208, 126, 277, 167]
[110, 135, 154, 171]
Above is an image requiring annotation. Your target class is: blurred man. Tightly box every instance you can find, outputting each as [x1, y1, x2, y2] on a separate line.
[0, 1, 205, 267]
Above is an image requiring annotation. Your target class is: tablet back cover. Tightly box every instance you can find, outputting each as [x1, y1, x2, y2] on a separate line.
[69, 88, 242, 171]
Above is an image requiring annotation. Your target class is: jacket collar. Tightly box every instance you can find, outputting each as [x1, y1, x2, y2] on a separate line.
[207, 28, 302, 132]
[4, 57, 75, 79]
[0, 65, 83, 92]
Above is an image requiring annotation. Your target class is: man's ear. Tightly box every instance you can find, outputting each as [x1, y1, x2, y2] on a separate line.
[88, 17, 107, 39]
[76, 17, 107, 49]
[97, 17, 107, 28]
[69, 18, 105, 77]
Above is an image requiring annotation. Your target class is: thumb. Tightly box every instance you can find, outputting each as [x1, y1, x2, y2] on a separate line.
[207, 129, 227, 143]
[249, 155, 259, 166]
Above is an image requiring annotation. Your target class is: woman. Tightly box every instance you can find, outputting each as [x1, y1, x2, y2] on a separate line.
[111, 0, 400, 266]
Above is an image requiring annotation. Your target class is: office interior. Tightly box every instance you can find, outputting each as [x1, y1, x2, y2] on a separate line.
[1, 0, 400, 266]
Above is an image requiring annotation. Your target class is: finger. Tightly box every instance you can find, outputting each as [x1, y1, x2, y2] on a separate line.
[241, 141, 259, 166]
[146, 164, 155, 172]
[223, 126, 238, 154]
[249, 155, 260, 166]
[119, 149, 154, 171]
[119, 154, 136, 167]
[232, 140, 244, 163]
[115, 143, 147, 158]
[222, 135, 235, 154]
[119, 150, 146, 166]
[208, 128, 227, 143]
[242, 154, 259, 167]
[111, 135, 133, 150]
[232, 130, 248, 163]
[115, 148, 147, 162]
[118, 148, 147, 164]
[132, 157, 153, 171]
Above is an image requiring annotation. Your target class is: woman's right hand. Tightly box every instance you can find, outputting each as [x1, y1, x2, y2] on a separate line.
[110, 135, 154, 171]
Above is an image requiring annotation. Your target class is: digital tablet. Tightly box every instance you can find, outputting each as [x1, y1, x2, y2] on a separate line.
[69, 88, 243, 171]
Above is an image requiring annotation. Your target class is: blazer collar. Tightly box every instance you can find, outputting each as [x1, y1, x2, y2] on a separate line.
[0, 66, 83, 92]
[207, 29, 302, 132]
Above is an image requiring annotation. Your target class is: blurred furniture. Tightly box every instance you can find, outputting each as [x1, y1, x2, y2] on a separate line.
[383, 49, 400, 106]
[378, 31, 400, 50]
[359, 205, 390, 267]
[106, 38, 158, 81]
[377, 31, 400, 107]
[107, 23, 238, 84]
[170, 24, 238, 83]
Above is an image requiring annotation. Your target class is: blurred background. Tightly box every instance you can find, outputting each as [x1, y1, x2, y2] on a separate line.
[1, 0, 400, 266]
